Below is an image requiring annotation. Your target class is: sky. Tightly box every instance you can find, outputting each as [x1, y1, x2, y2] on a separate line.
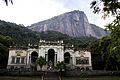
[0, 0, 114, 28]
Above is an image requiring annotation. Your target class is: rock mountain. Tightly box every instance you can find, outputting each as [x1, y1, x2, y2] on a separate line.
[28, 10, 109, 38]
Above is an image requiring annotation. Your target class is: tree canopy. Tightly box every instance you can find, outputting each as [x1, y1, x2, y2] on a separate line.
[0, 35, 12, 68]
[90, 0, 120, 70]
[91, 0, 120, 17]
[36, 56, 47, 70]
[3, 0, 13, 6]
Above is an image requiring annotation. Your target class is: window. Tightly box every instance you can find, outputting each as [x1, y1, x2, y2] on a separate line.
[16, 57, 20, 64]
[11, 57, 15, 63]
[76, 57, 89, 65]
[85, 59, 89, 64]
[64, 52, 70, 64]
[21, 57, 25, 64]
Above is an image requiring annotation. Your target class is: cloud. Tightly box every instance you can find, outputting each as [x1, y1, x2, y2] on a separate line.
[0, 0, 114, 28]
[0, 0, 70, 26]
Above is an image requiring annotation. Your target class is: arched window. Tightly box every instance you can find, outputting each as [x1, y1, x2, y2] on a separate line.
[64, 52, 70, 64]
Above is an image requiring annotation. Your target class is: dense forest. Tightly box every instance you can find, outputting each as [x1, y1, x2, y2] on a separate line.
[0, 20, 39, 45]
[0, 20, 97, 48]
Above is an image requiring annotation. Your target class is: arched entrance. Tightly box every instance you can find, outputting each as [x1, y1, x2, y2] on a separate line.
[48, 49, 55, 67]
[31, 51, 38, 63]
[64, 52, 70, 64]
[31, 51, 38, 71]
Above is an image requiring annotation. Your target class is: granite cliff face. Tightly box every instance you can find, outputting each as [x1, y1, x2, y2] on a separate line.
[28, 10, 108, 38]
[90, 24, 109, 38]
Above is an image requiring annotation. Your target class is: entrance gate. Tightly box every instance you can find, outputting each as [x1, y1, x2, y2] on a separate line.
[48, 49, 55, 67]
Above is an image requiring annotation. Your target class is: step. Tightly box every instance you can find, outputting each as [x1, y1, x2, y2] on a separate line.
[43, 71, 60, 80]
[44, 72, 59, 78]
[44, 77, 59, 80]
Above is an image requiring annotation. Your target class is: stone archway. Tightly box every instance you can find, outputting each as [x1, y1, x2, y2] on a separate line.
[31, 51, 38, 71]
[48, 49, 55, 67]
[64, 52, 70, 64]
[31, 51, 38, 63]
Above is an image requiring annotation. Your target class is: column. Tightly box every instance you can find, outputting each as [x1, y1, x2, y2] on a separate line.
[45, 54, 48, 61]
[61, 47, 64, 62]
[73, 55, 75, 65]
[54, 54, 57, 66]
[26, 53, 29, 65]
[56, 54, 57, 63]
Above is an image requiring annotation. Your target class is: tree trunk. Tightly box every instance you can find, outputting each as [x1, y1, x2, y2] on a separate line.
[40, 65, 43, 71]
[116, 64, 118, 71]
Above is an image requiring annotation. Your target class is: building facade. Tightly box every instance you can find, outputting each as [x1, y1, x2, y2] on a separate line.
[7, 40, 92, 70]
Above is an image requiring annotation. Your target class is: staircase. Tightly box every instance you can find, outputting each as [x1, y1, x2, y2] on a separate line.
[43, 71, 60, 80]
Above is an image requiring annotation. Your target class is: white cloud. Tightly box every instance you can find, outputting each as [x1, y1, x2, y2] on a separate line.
[0, 0, 114, 28]
[0, 0, 70, 26]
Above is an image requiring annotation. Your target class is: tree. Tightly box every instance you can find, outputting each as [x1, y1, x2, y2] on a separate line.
[105, 18, 120, 70]
[3, 0, 13, 6]
[0, 43, 9, 68]
[90, 0, 120, 70]
[90, 40, 104, 70]
[91, 0, 120, 17]
[36, 56, 47, 70]
[0, 35, 12, 68]
[56, 61, 65, 71]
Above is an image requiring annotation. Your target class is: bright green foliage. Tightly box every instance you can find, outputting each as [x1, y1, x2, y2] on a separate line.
[36, 56, 47, 70]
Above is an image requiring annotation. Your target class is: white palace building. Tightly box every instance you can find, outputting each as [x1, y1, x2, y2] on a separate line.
[7, 40, 92, 70]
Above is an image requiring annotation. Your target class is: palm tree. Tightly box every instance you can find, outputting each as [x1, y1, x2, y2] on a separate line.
[56, 61, 65, 71]
[36, 56, 47, 70]
[56, 61, 66, 78]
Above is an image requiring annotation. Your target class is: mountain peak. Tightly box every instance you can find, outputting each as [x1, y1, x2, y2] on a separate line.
[28, 10, 108, 38]
[67, 10, 84, 13]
